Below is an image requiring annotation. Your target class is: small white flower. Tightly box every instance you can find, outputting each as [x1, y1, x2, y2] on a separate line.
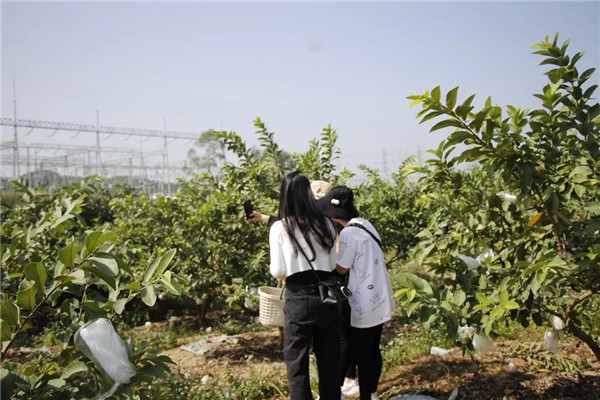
[331, 199, 340, 205]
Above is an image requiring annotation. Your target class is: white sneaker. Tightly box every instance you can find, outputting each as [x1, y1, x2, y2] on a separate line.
[370, 393, 379, 400]
[341, 379, 359, 396]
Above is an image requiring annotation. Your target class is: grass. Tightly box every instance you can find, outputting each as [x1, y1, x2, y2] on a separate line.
[143, 360, 289, 400]
[125, 311, 269, 350]
[382, 322, 454, 372]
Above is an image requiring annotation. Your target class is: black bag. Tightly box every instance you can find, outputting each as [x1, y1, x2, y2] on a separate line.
[318, 282, 339, 304]
[292, 235, 343, 305]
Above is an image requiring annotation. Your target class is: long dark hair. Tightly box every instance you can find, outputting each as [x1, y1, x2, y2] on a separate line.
[278, 171, 335, 259]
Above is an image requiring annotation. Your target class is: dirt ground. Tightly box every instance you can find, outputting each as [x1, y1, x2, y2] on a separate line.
[161, 319, 600, 400]
[4, 316, 598, 399]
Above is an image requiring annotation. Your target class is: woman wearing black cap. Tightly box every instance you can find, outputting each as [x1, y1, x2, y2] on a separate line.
[318, 186, 396, 400]
[269, 171, 341, 400]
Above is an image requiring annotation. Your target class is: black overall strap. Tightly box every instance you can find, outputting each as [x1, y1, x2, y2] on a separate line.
[347, 222, 381, 248]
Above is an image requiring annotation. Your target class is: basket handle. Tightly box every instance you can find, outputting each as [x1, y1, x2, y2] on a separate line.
[278, 281, 286, 300]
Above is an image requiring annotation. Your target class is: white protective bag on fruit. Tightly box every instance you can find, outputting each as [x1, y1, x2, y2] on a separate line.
[544, 329, 560, 353]
[473, 332, 496, 353]
[75, 318, 136, 384]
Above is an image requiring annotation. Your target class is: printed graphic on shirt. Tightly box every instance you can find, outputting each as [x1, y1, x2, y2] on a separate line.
[336, 218, 395, 328]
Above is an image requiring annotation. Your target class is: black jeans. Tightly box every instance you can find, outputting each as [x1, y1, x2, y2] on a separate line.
[351, 324, 384, 400]
[284, 282, 341, 400]
[338, 298, 356, 384]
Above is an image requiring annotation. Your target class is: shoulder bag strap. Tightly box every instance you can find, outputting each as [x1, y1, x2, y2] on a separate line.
[346, 222, 382, 248]
[290, 234, 323, 284]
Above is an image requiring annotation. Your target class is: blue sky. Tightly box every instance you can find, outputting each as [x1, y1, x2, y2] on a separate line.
[2, 1, 599, 179]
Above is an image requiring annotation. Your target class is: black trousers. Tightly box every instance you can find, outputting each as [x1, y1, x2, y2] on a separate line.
[351, 324, 384, 400]
[283, 283, 341, 400]
[338, 298, 356, 384]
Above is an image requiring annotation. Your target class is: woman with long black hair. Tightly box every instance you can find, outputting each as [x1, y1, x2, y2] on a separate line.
[269, 171, 341, 400]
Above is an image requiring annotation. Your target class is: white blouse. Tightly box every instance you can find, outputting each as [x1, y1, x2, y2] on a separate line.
[269, 219, 336, 279]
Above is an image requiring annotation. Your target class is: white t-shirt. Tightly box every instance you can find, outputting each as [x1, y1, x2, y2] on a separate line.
[337, 217, 396, 328]
[269, 220, 336, 279]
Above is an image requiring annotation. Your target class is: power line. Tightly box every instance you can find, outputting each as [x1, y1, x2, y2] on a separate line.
[0, 118, 200, 140]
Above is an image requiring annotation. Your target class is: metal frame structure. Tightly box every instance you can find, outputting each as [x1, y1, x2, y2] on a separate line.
[1, 116, 199, 193]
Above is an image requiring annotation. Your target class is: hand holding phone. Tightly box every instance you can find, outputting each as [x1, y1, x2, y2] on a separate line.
[243, 200, 253, 220]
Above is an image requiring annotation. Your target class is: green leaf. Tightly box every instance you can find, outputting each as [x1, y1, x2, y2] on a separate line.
[88, 253, 119, 276]
[138, 364, 168, 379]
[0, 298, 20, 326]
[579, 67, 595, 84]
[476, 292, 492, 307]
[430, 119, 462, 132]
[490, 306, 505, 319]
[419, 111, 443, 124]
[84, 232, 102, 253]
[143, 258, 159, 285]
[520, 164, 534, 193]
[68, 269, 86, 284]
[504, 301, 519, 310]
[419, 307, 436, 327]
[499, 290, 509, 307]
[405, 301, 419, 317]
[85, 231, 116, 254]
[24, 262, 47, 296]
[47, 378, 66, 388]
[1, 323, 12, 342]
[445, 86, 459, 109]
[159, 277, 182, 296]
[16, 280, 37, 310]
[60, 361, 88, 380]
[584, 202, 600, 215]
[409, 97, 423, 108]
[570, 165, 592, 178]
[58, 241, 83, 268]
[124, 279, 142, 293]
[455, 104, 474, 119]
[156, 249, 177, 276]
[81, 301, 103, 313]
[431, 86, 441, 103]
[452, 289, 466, 306]
[548, 256, 566, 267]
[81, 262, 117, 290]
[447, 130, 472, 144]
[445, 314, 458, 339]
[140, 285, 157, 307]
[113, 298, 127, 315]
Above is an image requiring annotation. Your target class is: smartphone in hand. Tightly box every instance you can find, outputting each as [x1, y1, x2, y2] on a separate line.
[243, 200, 253, 220]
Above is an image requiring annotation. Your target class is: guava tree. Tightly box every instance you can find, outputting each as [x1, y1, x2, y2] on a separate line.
[353, 163, 428, 264]
[1, 182, 181, 398]
[109, 118, 345, 313]
[396, 34, 600, 360]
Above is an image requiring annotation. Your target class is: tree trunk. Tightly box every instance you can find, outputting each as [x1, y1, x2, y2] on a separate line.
[567, 321, 600, 362]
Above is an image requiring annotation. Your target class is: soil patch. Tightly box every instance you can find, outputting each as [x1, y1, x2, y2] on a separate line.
[161, 318, 600, 400]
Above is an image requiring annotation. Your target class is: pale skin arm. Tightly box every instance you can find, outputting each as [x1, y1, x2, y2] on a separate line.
[333, 218, 350, 275]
